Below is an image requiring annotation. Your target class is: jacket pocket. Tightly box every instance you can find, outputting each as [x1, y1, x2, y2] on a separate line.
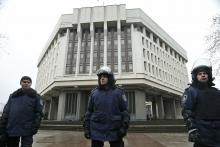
[110, 115, 122, 130]
[91, 112, 107, 123]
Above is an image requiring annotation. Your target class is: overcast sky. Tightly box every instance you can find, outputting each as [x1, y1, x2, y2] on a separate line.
[0, 0, 219, 104]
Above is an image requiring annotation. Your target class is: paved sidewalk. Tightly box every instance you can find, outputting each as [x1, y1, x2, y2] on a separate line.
[33, 130, 193, 147]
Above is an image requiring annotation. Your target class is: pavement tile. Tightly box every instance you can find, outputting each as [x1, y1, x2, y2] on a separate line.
[33, 130, 193, 147]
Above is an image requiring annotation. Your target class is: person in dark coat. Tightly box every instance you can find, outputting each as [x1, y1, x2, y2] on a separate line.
[181, 58, 220, 147]
[83, 66, 130, 147]
[0, 116, 7, 147]
[0, 76, 43, 147]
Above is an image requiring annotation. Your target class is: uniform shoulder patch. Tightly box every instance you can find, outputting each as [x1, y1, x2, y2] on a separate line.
[90, 87, 98, 94]
[122, 94, 127, 102]
[182, 94, 187, 102]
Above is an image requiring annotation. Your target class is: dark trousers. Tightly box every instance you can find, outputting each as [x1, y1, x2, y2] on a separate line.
[0, 141, 6, 147]
[193, 142, 213, 147]
[6, 136, 33, 147]
[92, 139, 124, 147]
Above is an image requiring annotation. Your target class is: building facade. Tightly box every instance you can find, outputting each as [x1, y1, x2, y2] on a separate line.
[36, 4, 188, 121]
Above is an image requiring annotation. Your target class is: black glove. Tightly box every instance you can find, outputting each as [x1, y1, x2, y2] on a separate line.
[32, 123, 39, 135]
[118, 127, 127, 138]
[32, 128, 38, 135]
[0, 133, 7, 142]
[84, 129, 91, 139]
[188, 129, 200, 142]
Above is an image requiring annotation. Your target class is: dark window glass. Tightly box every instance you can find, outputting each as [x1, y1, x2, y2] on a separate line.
[125, 91, 135, 114]
[64, 93, 78, 120]
[93, 28, 104, 73]
[79, 29, 91, 74]
[107, 27, 118, 72]
[65, 29, 78, 74]
[121, 25, 133, 72]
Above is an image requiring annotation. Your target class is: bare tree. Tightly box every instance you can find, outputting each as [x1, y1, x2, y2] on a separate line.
[0, 0, 9, 57]
[206, 14, 220, 76]
[0, 0, 7, 9]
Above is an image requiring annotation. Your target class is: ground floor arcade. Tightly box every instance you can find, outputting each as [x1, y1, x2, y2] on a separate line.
[42, 86, 182, 121]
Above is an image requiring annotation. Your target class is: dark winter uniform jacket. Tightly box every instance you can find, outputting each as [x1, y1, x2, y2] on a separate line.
[84, 86, 129, 141]
[1, 88, 43, 137]
[181, 84, 220, 146]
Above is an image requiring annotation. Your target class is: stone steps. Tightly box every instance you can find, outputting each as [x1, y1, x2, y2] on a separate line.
[40, 119, 186, 133]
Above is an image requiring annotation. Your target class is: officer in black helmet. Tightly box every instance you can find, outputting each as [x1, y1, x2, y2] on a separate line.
[181, 58, 220, 147]
[83, 66, 130, 147]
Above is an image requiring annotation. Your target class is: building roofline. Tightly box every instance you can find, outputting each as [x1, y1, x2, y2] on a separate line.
[37, 4, 188, 66]
[37, 14, 73, 66]
[127, 8, 187, 59]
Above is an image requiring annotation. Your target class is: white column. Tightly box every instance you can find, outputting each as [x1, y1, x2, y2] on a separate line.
[157, 96, 165, 119]
[175, 99, 182, 119]
[131, 24, 136, 74]
[156, 37, 160, 46]
[150, 33, 153, 41]
[152, 98, 159, 119]
[104, 21, 107, 66]
[47, 98, 52, 120]
[89, 23, 94, 75]
[171, 98, 177, 119]
[135, 90, 146, 120]
[76, 92, 81, 120]
[62, 28, 70, 75]
[57, 92, 66, 120]
[75, 24, 82, 76]
[117, 20, 122, 76]
[142, 27, 146, 36]
[162, 42, 165, 50]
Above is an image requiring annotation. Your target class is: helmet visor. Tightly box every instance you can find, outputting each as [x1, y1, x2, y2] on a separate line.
[96, 66, 112, 76]
[191, 58, 211, 72]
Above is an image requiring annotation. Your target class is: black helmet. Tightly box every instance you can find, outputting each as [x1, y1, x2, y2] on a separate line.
[96, 66, 115, 87]
[191, 58, 213, 83]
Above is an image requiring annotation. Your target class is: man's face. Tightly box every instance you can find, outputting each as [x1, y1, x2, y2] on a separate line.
[99, 74, 109, 85]
[196, 71, 208, 82]
[20, 80, 32, 89]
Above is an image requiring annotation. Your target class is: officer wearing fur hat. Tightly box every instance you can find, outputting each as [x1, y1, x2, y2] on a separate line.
[181, 58, 220, 147]
[83, 66, 130, 147]
[0, 76, 43, 147]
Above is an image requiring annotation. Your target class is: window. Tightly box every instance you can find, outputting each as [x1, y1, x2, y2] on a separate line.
[65, 29, 77, 74]
[125, 91, 135, 114]
[79, 29, 91, 74]
[143, 48, 146, 57]
[144, 61, 147, 71]
[121, 25, 133, 72]
[142, 37, 145, 45]
[93, 27, 104, 72]
[107, 27, 118, 72]
[65, 93, 78, 120]
[147, 51, 150, 60]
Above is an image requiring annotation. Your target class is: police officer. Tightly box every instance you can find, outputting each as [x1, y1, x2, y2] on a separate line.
[0, 76, 43, 147]
[0, 116, 7, 147]
[83, 66, 130, 147]
[181, 58, 220, 147]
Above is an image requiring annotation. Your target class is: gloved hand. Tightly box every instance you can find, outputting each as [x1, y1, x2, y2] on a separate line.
[84, 129, 91, 139]
[0, 133, 7, 142]
[118, 127, 127, 138]
[32, 128, 38, 135]
[188, 129, 200, 142]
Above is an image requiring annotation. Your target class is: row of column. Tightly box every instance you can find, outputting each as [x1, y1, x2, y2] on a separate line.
[64, 22, 135, 77]
[43, 90, 182, 120]
[152, 96, 182, 119]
